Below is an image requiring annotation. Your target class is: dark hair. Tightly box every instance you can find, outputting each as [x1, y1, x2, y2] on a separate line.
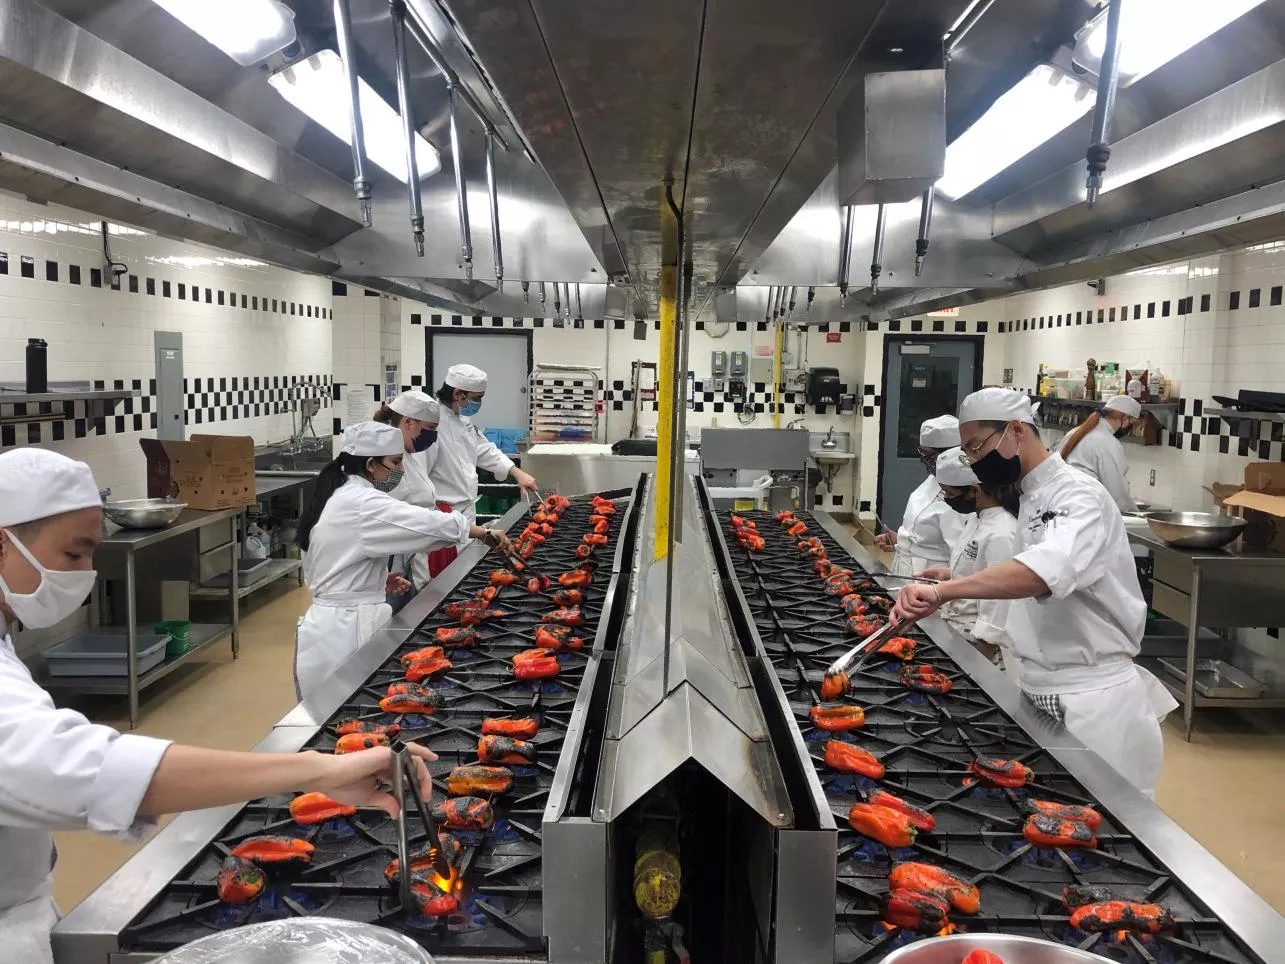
[980, 482, 1021, 518]
[373, 404, 400, 426]
[1060, 411, 1102, 460]
[435, 383, 456, 406]
[297, 454, 372, 551]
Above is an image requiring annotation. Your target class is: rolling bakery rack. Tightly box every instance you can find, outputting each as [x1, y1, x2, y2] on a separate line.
[528, 363, 601, 443]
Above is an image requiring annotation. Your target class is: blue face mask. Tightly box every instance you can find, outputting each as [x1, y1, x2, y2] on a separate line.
[459, 398, 482, 417]
[412, 427, 438, 452]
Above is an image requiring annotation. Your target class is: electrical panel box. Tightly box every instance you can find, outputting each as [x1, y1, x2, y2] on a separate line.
[730, 351, 749, 378]
[710, 351, 728, 392]
[750, 357, 774, 385]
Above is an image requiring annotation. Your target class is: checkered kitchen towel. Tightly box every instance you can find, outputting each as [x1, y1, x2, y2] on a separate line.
[1023, 691, 1065, 725]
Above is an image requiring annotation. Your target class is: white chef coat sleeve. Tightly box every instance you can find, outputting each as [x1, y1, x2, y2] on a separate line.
[356, 493, 471, 557]
[0, 651, 170, 838]
[1097, 442, 1137, 513]
[472, 426, 516, 479]
[1013, 489, 1107, 600]
[970, 521, 1017, 646]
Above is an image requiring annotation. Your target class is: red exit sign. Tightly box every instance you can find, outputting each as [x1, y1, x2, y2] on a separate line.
[826, 332, 841, 343]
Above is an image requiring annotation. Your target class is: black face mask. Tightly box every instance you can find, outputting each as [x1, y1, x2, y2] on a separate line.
[412, 427, 438, 452]
[944, 493, 978, 515]
[970, 427, 1022, 486]
[1114, 424, 1131, 440]
[920, 454, 939, 476]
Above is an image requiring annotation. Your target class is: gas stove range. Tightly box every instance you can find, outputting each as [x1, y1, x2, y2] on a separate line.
[719, 510, 1261, 964]
[115, 496, 629, 961]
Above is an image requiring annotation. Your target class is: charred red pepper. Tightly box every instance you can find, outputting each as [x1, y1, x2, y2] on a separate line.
[489, 570, 517, 587]
[552, 589, 584, 607]
[479, 734, 536, 765]
[289, 792, 356, 825]
[730, 514, 748, 528]
[527, 575, 551, 594]
[582, 533, 609, 545]
[967, 758, 1033, 789]
[961, 952, 1007, 964]
[380, 682, 444, 715]
[814, 559, 836, 578]
[774, 510, 795, 524]
[1024, 799, 1102, 830]
[847, 614, 886, 637]
[575, 544, 595, 559]
[1063, 885, 1115, 910]
[432, 795, 495, 830]
[809, 704, 866, 731]
[514, 647, 557, 664]
[335, 719, 399, 738]
[475, 586, 499, 604]
[459, 607, 508, 627]
[384, 835, 461, 883]
[535, 625, 584, 650]
[900, 664, 953, 694]
[407, 876, 461, 917]
[217, 855, 265, 904]
[401, 645, 445, 668]
[589, 514, 611, 526]
[1023, 815, 1097, 849]
[826, 579, 858, 598]
[559, 568, 593, 587]
[820, 672, 849, 701]
[883, 889, 949, 931]
[482, 716, 539, 739]
[541, 606, 585, 626]
[230, 836, 315, 865]
[334, 732, 390, 754]
[514, 657, 560, 680]
[824, 740, 885, 779]
[434, 627, 480, 648]
[404, 656, 453, 683]
[1069, 901, 1174, 935]
[445, 600, 488, 620]
[787, 521, 809, 537]
[848, 804, 918, 847]
[446, 765, 513, 796]
[887, 862, 979, 914]
[867, 790, 936, 832]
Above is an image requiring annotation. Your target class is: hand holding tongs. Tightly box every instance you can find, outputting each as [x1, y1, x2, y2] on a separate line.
[878, 573, 942, 586]
[389, 739, 447, 911]
[825, 617, 912, 679]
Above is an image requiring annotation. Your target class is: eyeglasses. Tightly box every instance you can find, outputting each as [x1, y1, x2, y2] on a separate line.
[962, 426, 1007, 464]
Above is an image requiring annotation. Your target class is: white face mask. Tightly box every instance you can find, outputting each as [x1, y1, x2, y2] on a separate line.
[0, 530, 97, 629]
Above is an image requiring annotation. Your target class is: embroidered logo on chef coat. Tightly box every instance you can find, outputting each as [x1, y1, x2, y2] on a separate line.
[963, 540, 980, 560]
[1028, 507, 1069, 533]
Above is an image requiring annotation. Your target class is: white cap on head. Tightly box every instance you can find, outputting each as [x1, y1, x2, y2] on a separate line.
[1104, 394, 1142, 418]
[936, 447, 979, 488]
[959, 387, 1038, 425]
[340, 421, 405, 458]
[0, 448, 102, 527]
[388, 390, 440, 423]
[919, 415, 960, 449]
[445, 364, 487, 392]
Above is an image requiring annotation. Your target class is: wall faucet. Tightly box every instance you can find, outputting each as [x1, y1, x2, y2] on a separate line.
[821, 426, 838, 449]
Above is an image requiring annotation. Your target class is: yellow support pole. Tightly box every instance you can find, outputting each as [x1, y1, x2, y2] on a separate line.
[773, 319, 783, 428]
[653, 261, 678, 561]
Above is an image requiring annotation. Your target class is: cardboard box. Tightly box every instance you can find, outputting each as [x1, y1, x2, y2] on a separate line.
[139, 435, 256, 510]
[1216, 462, 1285, 552]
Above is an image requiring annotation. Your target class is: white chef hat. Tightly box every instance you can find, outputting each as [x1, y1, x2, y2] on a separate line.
[388, 390, 440, 423]
[0, 448, 102, 527]
[936, 447, 979, 487]
[919, 415, 960, 449]
[1104, 394, 1142, 418]
[340, 421, 404, 457]
[445, 364, 488, 392]
[959, 387, 1038, 425]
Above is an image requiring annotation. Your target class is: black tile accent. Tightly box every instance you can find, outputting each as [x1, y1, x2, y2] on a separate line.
[91, 267, 102, 288]
[1273, 286, 1283, 307]
[68, 264, 81, 285]
[1230, 290, 1241, 310]
[1201, 293, 1211, 312]
[1097, 309, 1105, 323]
[1133, 304, 1141, 320]
[332, 281, 348, 296]
[0, 253, 7, 275]
[1249, 288, 1262, 309]
[594, 319, 605, 329]
[1162, 300, 1171, 317]
[1109, 307, 1116, 322]
[859, 500, 871, 512]
[146, 277, 156, 295]
[614, 319, 626, 330]
[45, 260, 58, 282]
[20, 256, 34, 279]
[1147, 302, 1156, 318]
[411, 313, 422, 325]
[889, 320, 901, 332]
[1075, 311, 1082, 323]
[911, 319, 923, 332]
[932, 319, 944, 332]
[129, 274, 139, 293]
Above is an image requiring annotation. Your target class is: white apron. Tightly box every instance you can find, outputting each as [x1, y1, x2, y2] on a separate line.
[891, 476, 965, 575]
[294, 591, 391, 700]
[0, 877, 56, 964]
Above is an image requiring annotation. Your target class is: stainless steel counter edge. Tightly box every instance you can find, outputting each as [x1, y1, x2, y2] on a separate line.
[97, 506, 245, 551]
[1125, 517, 1285, 567]
[811, 511, 1285, 959]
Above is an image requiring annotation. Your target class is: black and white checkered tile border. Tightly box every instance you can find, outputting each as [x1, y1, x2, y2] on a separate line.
[0, 374, 332, 449]
[1168, 397, 1285, 458]
[414, 313, 993, 336]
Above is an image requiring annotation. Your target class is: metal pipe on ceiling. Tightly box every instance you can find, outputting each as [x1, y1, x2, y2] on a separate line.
[333, 0, 372, 226]
[764, 285, 775, 324]
[576, 282, 584, 320]
[446, 80, 474, 276]
[838, 205, 856, 306]
[522, 280, 530, 303]
[1086, 0, 1126, 207]
[915, 188, 935, 277]
[806, 286, 816, 314]
[540, 281, 546, 309]
[870, 203, 888, 296]
[944, 0, 999, 54]
[787, 285, 798, 320]
[553, 281, 562, 318]
[390, 1, 424, 256]
[485, 129, 503, 287]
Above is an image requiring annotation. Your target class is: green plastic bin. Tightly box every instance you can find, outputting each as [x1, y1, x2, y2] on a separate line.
[156, 620, 192, 658]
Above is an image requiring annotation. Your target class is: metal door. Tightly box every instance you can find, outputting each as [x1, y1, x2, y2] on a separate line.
[878, 336, 980, 528]
[154, 331, 184, 440]
[426, 331, 532, 433]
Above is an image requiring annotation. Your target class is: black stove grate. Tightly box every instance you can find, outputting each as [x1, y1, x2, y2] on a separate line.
[120, 496, 627, 959]
[720, 510, 1261, 964]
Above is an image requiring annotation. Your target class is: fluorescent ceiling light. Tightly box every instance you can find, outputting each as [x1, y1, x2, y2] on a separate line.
[936, 65, 1094, 200]
[268, 50, 442, 184]
[148, 0, 297, 67]
[1082, 0, 1269, 83]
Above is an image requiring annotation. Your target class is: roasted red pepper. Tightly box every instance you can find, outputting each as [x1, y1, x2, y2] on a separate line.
[730, 514, 748, 528]
[820, 672, 849, 701]
[531, 511, 551, 524]
[738, 533, 766, 551]
[823, 570, 854, 590]
[878, 636, 918, 661]
[961, 952, 1006, 964]
[434, 627, 480, 648]
[519, 541, 536, 559]
[542, 607, 585, 626]
[475, 586, 499, 604]
[407, 876, 461, 917]
[589, 514, 611, 526]
[384, 835, 461, 884]
[887, 862, 979, 914]
[401, 645, 445, 668]
[334, 732, 390, 754]
[868, 790, 935, 832]
[559, 568, 593, 587]
[775, 510, 795, 524]
[230, 836, 315, 865]
[489, 570, 517, 587]
[527, 575, 551, 594]
[515, 656, 560, 680]
[538, 523, 555, 536]
[459, 607, 508, 627]
[217, 855, 265, 904]
[848, 804, 917, 848]
[576, 544, 595, 559]
[479, 734, 536, 765]
[1063, 885, 1115, 910]
[824, 740, 885, 779]
[482, 716, 539, 739]
[1023, 815, 1097, 849]
[1024, 799, 1102, 830]
[787, 521, 809, 537]
[968, 758, 1033, 789]
[535, 625, 584, 650]
[809, 704, 866, 731]
[841, 594, 871, 615]
[814, 559, 836, 578]
[826, 579, 857, 598]
[289, 792, 356, 825]
[445, 600, 488, 620]
[432, 795, 495, 830]
[514, 647, 556, 664]
[590, 499, 614, 514]
[380, 682, 444, 715]
[883, 888, 949, 931]
[582, 533, 609, 545]
[552, 589, 584, 607]
[1069, 901, 1174, 935]
[847, 614, 886, 637]
[900, 664, 953, 694]
[593, 519, 610, 535]
[335, 719, 399, 738]
[446, 765, 513, 796]
[404, 656, 453, 683]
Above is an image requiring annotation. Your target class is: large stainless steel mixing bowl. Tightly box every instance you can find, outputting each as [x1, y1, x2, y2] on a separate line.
[1144, 511, 1247, 549]
[102, 498, 187, 529]
[881, 933, 1112, 963]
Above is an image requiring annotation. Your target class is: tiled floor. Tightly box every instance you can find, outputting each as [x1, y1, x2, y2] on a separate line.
[48, 564, 1285, 929]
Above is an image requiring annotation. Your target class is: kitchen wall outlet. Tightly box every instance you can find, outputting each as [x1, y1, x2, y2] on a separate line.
[1149, 469, 1156, 487]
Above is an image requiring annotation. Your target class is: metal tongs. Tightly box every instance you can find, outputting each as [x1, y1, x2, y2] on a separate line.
[825, 617, 912, 679]
[389, 738, 448, 911]
[878, 573, 942, 586]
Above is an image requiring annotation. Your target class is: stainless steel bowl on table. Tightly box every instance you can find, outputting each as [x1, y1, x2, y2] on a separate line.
[102, 498, 187, 529]
[881, 932, 1112, 963]
[1144, 510, 1247, 549]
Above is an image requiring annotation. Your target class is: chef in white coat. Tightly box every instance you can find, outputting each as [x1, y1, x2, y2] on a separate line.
[295, 421, 509, 698]
[376, 390, 443, 596]
[1060, 394, 1141, 514]
[875, 414, 967, 575]
[429, 364, 538, 561]
[0, 447, 436, 964]
[891, 388, 1177, 797]
[922, 447, 1021, 680]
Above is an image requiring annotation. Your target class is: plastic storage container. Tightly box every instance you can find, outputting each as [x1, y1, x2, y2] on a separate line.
[156, 620, 192, 657]
[45, 630, 170, 677]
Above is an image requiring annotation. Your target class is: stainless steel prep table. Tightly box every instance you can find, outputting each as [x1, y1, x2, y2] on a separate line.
[1126, 519, 1285, 738]
[48, 507, 243, 728]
